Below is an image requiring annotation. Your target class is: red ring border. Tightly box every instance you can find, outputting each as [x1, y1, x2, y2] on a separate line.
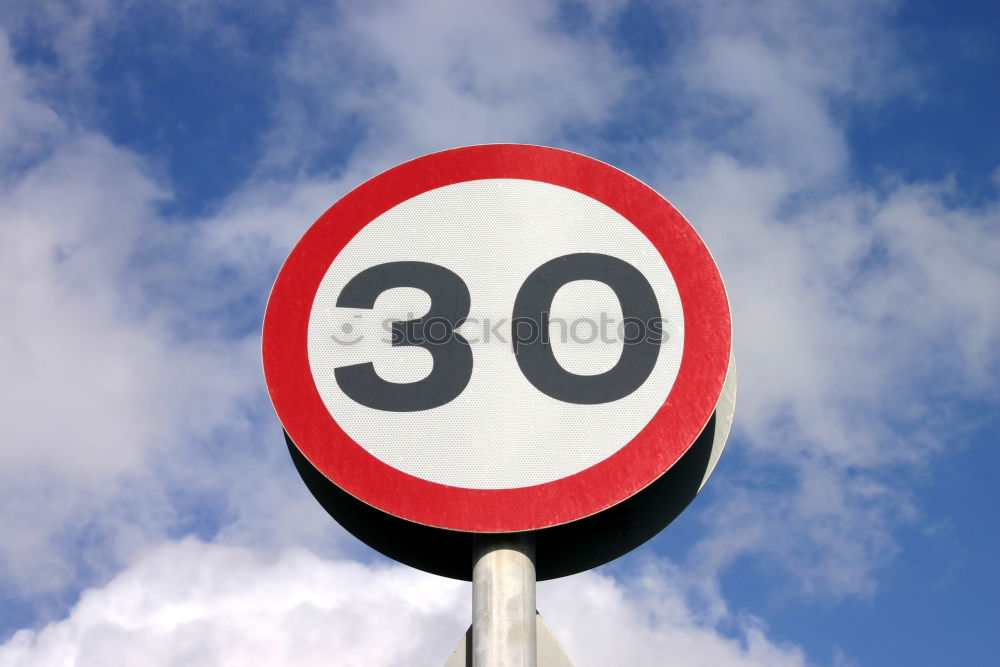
[263, 144, 731, 533]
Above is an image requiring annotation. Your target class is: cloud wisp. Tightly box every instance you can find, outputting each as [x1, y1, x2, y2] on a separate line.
[0, 539, 808, 667]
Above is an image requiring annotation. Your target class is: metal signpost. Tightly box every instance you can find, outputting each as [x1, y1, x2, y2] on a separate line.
[263, 144, 734, 666]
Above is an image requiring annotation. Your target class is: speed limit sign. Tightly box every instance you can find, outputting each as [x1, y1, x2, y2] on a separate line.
[263, 144, 734, 579]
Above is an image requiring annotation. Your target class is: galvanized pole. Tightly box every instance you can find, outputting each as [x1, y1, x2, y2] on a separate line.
[472, 533, 537, 667]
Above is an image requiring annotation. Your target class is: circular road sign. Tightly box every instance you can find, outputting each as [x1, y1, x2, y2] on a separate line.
[263, 144, 732, 541]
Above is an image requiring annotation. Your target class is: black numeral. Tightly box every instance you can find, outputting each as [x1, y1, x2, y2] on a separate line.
[333, 254, 661, 410]
[334, 262, 473, 411]
[512, 253, 661, 404]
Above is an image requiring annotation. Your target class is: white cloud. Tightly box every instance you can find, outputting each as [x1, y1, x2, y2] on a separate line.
[0, 133, 163, 474]
[673, 0, 908, 183]
[0, 23, 337, 597]
[0, 33, 63, 163]
[662, 152, 999, 597]
[264, 0, 633, 173]
[0, 102, 178, 591]
[0, 539, 808, 667]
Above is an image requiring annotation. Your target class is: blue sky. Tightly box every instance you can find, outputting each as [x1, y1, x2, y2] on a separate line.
[0, 1, 997, 665]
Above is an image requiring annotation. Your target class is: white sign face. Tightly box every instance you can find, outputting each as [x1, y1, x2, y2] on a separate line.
[264, 145, 731, 532]
[307, 179, 684, 489]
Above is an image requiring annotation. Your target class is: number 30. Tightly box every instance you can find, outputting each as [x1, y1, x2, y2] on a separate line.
[334, 253, 661, 411]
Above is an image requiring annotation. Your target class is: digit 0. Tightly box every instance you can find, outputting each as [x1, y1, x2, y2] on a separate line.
[511, 253, 661, 404]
